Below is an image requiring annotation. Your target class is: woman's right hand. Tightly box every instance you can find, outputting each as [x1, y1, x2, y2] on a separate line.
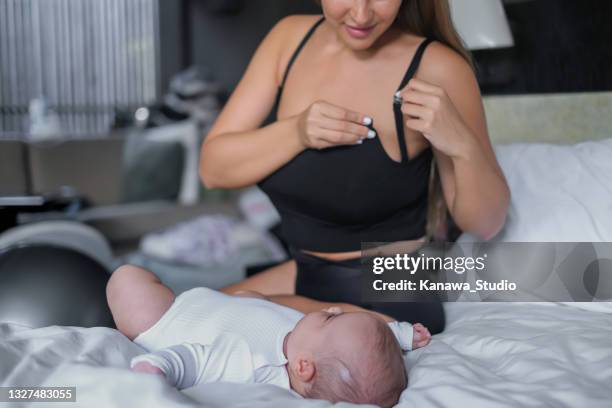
[295, 100, 377, 150]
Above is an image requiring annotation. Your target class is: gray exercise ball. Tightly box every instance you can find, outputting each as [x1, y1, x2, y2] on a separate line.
[0, 244, 115, 329]
[0, 221, 115, 271]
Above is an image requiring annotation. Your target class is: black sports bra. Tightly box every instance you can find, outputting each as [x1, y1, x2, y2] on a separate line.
[258, 16, 435, 252]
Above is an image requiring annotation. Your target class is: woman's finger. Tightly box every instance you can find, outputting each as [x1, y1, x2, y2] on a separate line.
[311, 137, 343, 150]
[400, 90, 439, 109]
[405, 117, 428, 134]
[317, 117, 374, 140]
[319, 101, 373, 126]
[404, 77, 442, 95]
[316, 127, 365, 146]
[401, 103, 432, 120]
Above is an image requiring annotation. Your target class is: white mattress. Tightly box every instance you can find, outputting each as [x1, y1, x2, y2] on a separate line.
[2, 301, 611, 408]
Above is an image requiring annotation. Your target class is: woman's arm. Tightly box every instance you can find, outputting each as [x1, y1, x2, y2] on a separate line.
[267, 294, 396, 323]
[200, 16, 305, 189]
[403, 44, 510, 240]
[230, 292, 421, 350]
[267, 295, 421, 351]
[201, 116, 303, 189]
[231, 290, 394, 322]
[201, 15, 372, 189]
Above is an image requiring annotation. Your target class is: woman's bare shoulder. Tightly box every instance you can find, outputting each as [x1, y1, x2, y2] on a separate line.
[418, 40, 475, 87]
[273, 15, 325, 83]
[276, 14, 324, 34]
[272, 14, 323, 51]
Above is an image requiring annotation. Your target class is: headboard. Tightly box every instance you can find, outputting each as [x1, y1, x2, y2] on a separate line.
[482, 91, 612, 145]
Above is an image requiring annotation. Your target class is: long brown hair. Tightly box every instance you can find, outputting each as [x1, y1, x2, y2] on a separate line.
[313, 0, 475, 241]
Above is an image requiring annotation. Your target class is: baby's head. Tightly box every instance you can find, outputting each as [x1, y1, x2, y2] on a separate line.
[285, 309, 406, 408]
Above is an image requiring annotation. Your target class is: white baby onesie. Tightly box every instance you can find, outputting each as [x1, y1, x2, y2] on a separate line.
[130, 287, 414, 390]
[131, 287, 301, 390]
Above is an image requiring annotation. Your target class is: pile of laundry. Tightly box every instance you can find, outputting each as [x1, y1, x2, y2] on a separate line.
[122, 188, 283, 293]
[139, 214, 283, 267]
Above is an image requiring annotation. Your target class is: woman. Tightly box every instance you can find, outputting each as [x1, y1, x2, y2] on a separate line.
[200, 0, 510, 334]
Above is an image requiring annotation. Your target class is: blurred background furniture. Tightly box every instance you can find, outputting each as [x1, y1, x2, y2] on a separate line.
[1, 0, 611, 299]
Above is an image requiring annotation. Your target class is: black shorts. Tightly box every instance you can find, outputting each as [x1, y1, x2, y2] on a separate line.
[291, 246, 446, 335]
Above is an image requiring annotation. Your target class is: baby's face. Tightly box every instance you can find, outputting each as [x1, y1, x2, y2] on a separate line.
[286, 310, 379, 361]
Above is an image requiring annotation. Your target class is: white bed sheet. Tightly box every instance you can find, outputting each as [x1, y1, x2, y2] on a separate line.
[2, 301, 611, 408]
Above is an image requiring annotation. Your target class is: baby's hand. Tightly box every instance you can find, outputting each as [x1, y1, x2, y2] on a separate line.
[131, 361, 166, 377]
[411, 323, 431, 349]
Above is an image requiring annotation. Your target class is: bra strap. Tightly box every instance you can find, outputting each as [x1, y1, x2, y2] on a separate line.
[279, 16, 326, 89]
[398, 38, 435, 91]
[394, 38, 435, 163]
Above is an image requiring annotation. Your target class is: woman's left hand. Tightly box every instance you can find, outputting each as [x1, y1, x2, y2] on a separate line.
[398, 78, 475, 159]
[232, 290, 270, 301]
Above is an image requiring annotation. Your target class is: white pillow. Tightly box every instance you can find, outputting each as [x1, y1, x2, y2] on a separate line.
[460, 138, 612, 242]
[458, 138, 612, 312]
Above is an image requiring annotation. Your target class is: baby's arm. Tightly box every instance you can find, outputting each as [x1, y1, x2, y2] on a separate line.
[130, 335, 253, 389]
[388, 322, 431, 351]
[130, 343, 211, 390]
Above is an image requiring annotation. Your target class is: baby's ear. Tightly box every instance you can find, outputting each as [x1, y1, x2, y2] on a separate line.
[295, 356, 316, 383]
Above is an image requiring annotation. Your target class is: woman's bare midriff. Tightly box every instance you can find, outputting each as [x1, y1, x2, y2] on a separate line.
[300, 236, 428, 261]
[300, 249, 363, 261]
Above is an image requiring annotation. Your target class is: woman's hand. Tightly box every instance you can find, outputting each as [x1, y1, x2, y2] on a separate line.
[232, 290, 270, 301]
[398, 78, 476, 159]
[295, 100, 377, 150]
[321, 306, 343, 314]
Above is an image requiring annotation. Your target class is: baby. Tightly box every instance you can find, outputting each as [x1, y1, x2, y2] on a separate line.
[124, 286, 431, 408]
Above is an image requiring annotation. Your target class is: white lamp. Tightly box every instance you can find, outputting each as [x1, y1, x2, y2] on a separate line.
[448, 0, 514, 50]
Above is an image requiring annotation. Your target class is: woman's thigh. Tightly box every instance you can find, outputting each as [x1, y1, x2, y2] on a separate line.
[106, 265, 176, 340]
[220, 259, 297, 296]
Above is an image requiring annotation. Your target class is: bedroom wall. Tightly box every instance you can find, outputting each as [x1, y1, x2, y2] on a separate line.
[480, 0, 612, 94]
[483, 91, 612, 144]
[188, 0, 320, 100]
[183, 0, 612, 97]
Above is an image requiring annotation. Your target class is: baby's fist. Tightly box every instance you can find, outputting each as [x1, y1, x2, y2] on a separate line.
[412, 323, 431, 349]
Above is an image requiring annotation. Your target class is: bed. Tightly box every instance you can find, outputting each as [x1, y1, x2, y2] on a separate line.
[2, 93, 612, 407]
[2, 300, 611, 408]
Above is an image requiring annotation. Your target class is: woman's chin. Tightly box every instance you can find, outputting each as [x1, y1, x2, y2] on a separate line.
[342, 36, 375, 51]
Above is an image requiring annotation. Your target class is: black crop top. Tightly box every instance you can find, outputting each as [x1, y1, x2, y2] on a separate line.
[257, 16, 435, 252]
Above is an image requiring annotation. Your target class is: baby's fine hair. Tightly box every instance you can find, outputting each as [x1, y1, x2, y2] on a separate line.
[304, 317, 407, 408]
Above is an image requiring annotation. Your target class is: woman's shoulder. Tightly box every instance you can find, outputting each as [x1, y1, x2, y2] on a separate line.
[273, 14, 324, 50]
[271, 14, 323, 44]
[271, 14, 324, 83]
[417, 38, 475, 85]
[276, 14, 323, 30]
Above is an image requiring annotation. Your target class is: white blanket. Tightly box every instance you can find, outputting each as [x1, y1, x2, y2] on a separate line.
[2, 302, 611, 408]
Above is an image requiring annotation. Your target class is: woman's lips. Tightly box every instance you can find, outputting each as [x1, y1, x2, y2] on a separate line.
[345, 24, 375, 39]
